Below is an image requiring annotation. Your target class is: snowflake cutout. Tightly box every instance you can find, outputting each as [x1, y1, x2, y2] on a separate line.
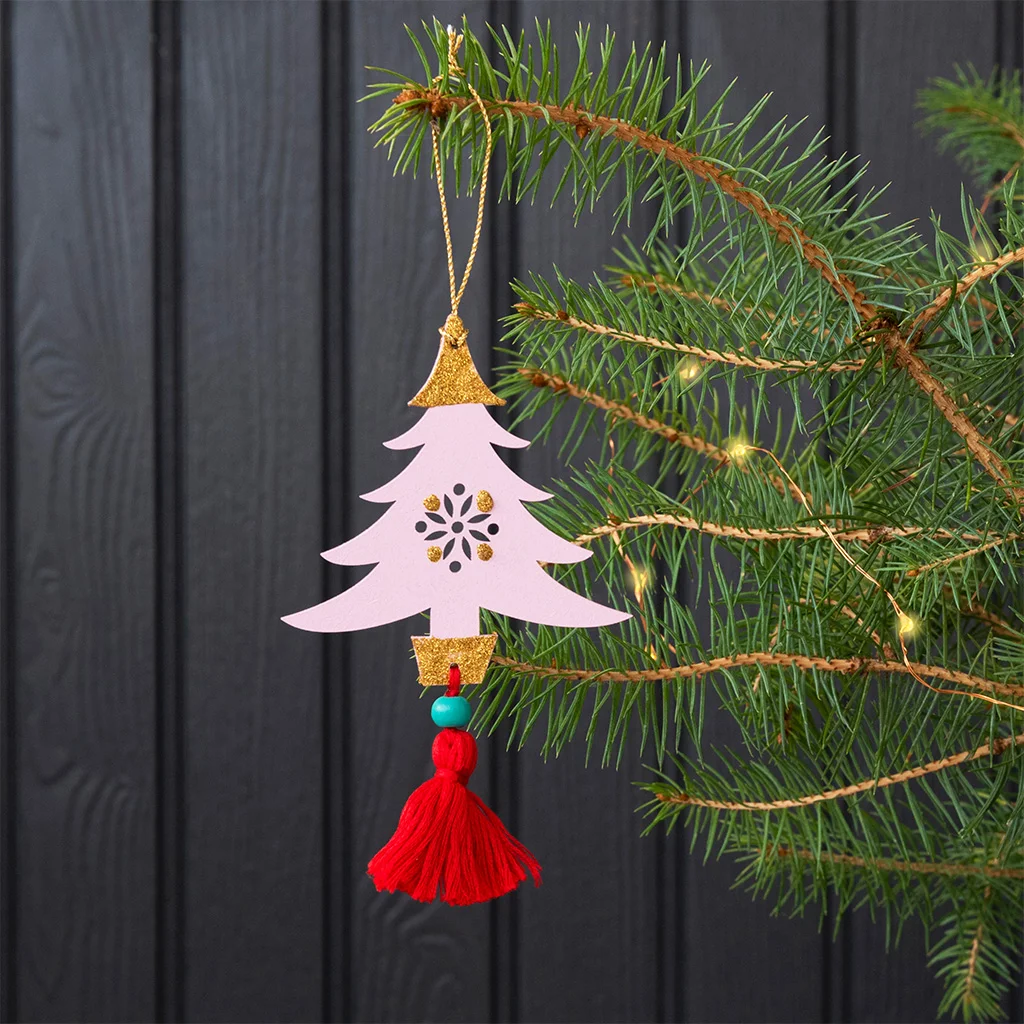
[415, 483, 499, 572]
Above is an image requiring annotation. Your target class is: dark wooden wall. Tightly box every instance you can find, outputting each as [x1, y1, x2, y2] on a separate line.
[1, 2, 1022, 1022]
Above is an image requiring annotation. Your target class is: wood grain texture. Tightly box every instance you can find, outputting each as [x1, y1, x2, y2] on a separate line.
[321, 1, 350, 1019]
[11, 2, 157, 1020]
[848, 4, 999, 1021]
[152, 1, 184, 1019]
[511, 6, 661, 1022]
[343, 4, 496, 1021]
[180, 3, 323, 1019]
[678, 5, 832, 1021]
[855, 0, 1001, 237]
[0, 1, 14, 1020]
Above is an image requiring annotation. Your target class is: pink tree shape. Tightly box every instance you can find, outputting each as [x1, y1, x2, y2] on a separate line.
[283, 402, 630, 638]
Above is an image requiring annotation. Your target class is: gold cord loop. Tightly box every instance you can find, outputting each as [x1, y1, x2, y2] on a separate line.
[430, 26, 493, 336]
[408, 25, 504, 408]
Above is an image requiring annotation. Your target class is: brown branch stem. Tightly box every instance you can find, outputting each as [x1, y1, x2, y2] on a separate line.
[515, 303, 865, 372]
[492, 652, 1024, 699]
[906, 535, 1019, 578]
[963, 886, 992, 1013]
[396, 88, 875, 317]
[770, 846, 1024, 881]
[572, 511, 1011, 548]
[909, 243, 1024, 341]
[878, 328, 1024, 505]
[520, 367, 729, 461]
[620, 272, 835, 343]
[653, 731, 1024, 811]
[950, 592, 1021, 638]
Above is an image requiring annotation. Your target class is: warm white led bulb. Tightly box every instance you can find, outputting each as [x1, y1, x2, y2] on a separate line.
[677, 357, 702, 381]
[630, 564, 651, 602]
[897, 612, 918, 637]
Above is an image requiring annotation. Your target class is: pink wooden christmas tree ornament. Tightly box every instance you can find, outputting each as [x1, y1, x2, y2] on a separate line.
[284, 28, 629, 906]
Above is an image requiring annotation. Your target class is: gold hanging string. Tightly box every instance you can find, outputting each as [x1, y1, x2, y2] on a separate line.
[431, 26, 493, 348]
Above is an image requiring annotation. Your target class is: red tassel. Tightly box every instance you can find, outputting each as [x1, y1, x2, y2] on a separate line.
[367, 669, 541, 906]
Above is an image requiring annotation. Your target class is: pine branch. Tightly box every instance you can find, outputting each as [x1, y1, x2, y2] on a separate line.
[520, 367, 729, 458]
[619, 270, 837, 342]
[624, 265, 1012, 361]
[953, 595, 1021, 639]
[907, 536, 1020, 578]
[962, 889, 991, 1018]
[571, 513, 1015, 548]
[492, 652, 1024, 699]
[653, 730, 1024, 811]
[945, 106, 1024, 151]
[514, 302, 865, 373]
[394, 86, 875, 315]
[909, 244, 1024, 343]
[770, 847, 1024, 883]
[932, 885, 1015, 1022]
[921, 65, 1024, 187]
[876, 324, 1024, 505]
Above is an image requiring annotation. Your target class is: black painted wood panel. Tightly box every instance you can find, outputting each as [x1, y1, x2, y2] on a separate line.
[0, 3, 13, 1022]
[10, 3, 157, 1019]
[1, 2, 1021, 1022]
[179, 3, 323, 1020]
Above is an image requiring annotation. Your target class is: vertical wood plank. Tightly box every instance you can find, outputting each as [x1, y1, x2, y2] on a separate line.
[152, 1, 184, 1019]
[856, 1, 1000, 236]
[0, 0, 14, 1018]
[343, 4, 496, 1021]
[511, 6, 661, 1022]
[180, 3, 323, 1019]
[848, 3, 999, 1020]
[321, 1, 349, 1019]
[11, 2, 157, 1019]
[678, 4, 832, 1021]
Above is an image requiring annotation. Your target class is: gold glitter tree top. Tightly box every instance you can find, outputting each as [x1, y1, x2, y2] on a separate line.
[409, 314, 504, 407]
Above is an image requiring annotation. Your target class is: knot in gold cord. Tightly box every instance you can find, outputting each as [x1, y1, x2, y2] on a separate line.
[441, 313, 467, 348]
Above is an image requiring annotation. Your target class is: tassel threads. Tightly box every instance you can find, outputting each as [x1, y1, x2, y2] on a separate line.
[367, 665, 541, 906]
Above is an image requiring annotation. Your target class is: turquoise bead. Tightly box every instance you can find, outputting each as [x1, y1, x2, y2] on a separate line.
[431, 695, 472, 728]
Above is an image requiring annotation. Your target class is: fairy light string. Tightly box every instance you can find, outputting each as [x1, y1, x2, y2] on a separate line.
[730, 443, 1024, 714]
[431, 26, 493, 348]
